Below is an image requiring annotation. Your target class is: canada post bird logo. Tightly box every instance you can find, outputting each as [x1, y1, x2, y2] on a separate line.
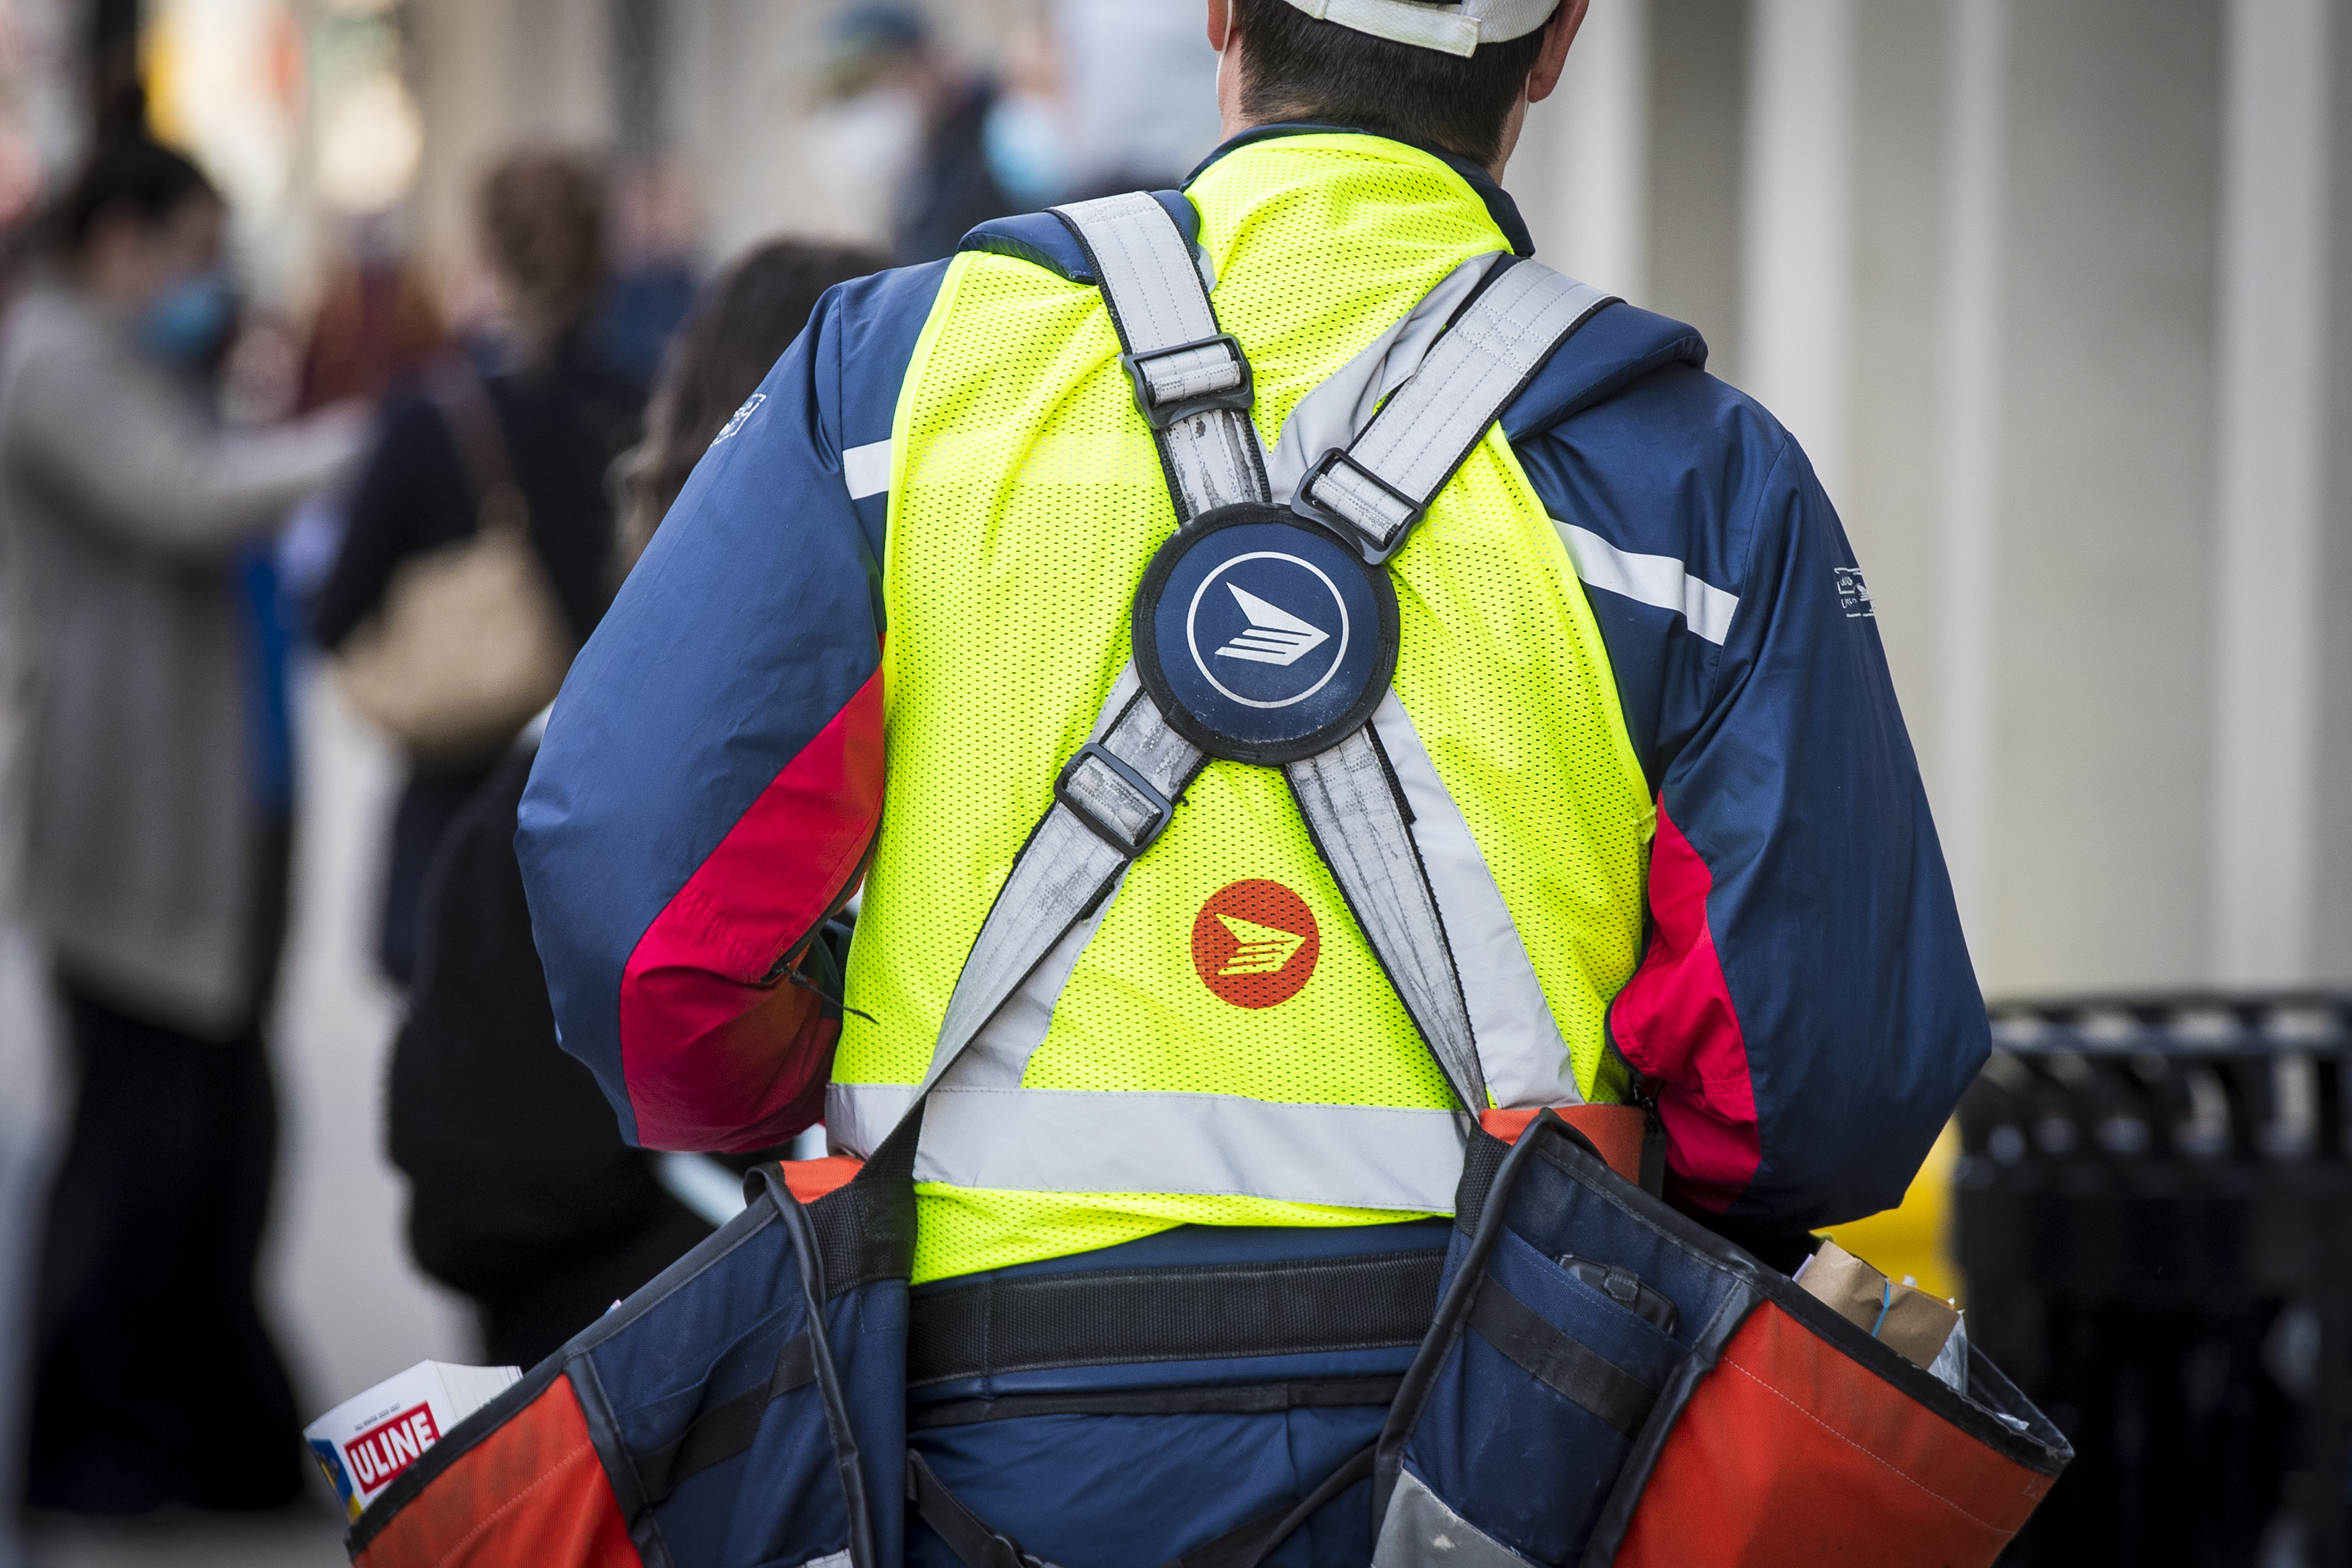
[1135, 509, 1396, 765]
[1192, 880, 1319, 1007]
[1186, 552, 1351, 710]
[1216, 914, 1304, 975]
[1215, 585, 1331, 667]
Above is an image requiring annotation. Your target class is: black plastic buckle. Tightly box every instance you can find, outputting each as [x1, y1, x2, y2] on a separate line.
[1291, 446, 1427, 564]
[1119, 333, 1254, 430]
[1054, 742, 1173, 859]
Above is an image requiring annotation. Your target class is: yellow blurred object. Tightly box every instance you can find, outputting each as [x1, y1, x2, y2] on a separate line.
[1819, 1118, 1962, 1304]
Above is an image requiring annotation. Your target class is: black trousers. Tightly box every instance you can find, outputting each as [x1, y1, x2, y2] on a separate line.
[24, 987, 304, 1514]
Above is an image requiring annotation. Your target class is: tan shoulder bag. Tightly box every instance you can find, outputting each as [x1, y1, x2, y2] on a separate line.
[331, 360, 576, 770]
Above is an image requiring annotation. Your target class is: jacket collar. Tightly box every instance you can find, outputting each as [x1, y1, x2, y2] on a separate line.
[1183, 122, 1536, 257]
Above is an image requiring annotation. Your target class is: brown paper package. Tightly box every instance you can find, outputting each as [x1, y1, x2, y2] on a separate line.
[1797, 1240, 1959, 1370]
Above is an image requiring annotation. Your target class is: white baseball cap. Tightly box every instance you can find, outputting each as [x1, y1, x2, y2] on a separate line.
[1275, 0, 1562, 57]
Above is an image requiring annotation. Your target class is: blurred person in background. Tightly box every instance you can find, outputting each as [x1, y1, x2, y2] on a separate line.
[313, 149, 640, 990]
[274, 216, 449, 604]
[387, 238, 882, 1369]
[598, 159, 701, 391]
[0, 126, 368, 1515]
[1053, 0, 1223, 196]
[295, 216, 446, 416]
[816, 4, 1019, 264]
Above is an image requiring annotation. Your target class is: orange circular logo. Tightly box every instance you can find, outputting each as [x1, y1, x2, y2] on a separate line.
[1191, 880, 1319, 1008]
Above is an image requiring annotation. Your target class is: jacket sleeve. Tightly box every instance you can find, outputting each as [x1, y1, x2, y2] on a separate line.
[10, 335, 365, 558]
[516, 263, 943, 1152]
[1514, 358, 1986, 1238]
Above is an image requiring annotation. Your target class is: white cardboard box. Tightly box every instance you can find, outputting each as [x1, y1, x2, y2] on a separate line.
[305, 1361, 520, 1520]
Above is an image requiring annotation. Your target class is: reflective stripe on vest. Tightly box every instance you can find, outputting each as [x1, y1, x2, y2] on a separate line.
[835, 135, 1654, 1281]
[826, 1080, 1464, 1212]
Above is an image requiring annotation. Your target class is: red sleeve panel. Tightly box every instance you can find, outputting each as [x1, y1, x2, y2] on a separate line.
[1608, 801, 1762, 1215]
[616, 665, 884, 1151]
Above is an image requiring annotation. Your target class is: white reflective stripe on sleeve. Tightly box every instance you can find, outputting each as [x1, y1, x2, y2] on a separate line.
[842, 439, 892, 500]
[827, 1082, 1467, 1212]
[1555, 521, 1740, 645]
[1368, 693, 1582, 1110]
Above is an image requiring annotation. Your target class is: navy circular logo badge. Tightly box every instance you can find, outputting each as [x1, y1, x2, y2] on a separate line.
[1134, 504, 1397, 765]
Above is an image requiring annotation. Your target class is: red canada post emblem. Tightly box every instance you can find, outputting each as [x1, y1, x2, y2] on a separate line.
[1191, 880, 1319, 1008]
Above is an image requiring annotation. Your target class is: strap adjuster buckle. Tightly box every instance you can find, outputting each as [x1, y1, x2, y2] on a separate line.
[1054, 742, 1174, 859]
[1119, 334, 1254, 430]
[1291, 447, 1427, 564]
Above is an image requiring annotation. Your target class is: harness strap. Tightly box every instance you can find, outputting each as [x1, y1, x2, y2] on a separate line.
[1285, 726, 1484, 1113]
[912, 689, 1205, 1099]
[1265, 251, 1507, 502]
[628, 1333, 815, 1506]
[1053, 192, 1268, 520]
[908, 1378, 1404, 1430]
[860, 196, 1614, 1174]
[1294, 260, 1611, 563]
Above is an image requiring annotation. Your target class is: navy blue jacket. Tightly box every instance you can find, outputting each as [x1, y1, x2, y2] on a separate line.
[518, 128, 1986, 1238]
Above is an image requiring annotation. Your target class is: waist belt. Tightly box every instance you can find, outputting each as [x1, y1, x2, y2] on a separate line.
[908, 1246, 1446, 1388]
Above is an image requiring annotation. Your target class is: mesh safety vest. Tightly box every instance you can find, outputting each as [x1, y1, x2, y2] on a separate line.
[832, 135, 1654, 1282]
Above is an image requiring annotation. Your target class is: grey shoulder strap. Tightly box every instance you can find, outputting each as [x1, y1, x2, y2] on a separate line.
[1051, 191, 1270, 518]
[1293, 259, 1611, 562]
[908, 688, 1204, 1104]
[866, 237, 1614, 1156]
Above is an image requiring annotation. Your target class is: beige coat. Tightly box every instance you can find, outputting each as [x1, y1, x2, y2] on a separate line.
[0, 285, 363, 1035]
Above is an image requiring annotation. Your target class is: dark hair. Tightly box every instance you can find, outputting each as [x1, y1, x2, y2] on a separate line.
[479, 150, 608, 345]
[56, 135, 219, 255]
[613, 239, 887, 565]
[1232, 0, 1551, 168]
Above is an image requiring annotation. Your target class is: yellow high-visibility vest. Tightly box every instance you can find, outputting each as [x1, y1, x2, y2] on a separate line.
[832, 134, 1655, 1283]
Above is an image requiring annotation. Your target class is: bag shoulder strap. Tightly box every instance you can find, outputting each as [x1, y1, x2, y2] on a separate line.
[422, 356, 528, 531]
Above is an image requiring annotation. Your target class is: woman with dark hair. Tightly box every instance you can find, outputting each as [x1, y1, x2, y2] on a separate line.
[612, 238, 887, 568]
[386, 237, 883, 1371]
[0, 133, 367, 1513]
[313, 148, 643, 988]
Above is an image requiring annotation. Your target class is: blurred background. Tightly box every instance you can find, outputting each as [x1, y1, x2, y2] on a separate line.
[0, 0, 2341, 1563]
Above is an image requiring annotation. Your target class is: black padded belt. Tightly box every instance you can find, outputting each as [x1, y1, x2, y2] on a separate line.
[907, 1246, 1446, 1387]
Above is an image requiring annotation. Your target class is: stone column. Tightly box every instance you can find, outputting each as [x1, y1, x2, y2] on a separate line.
[408, 0, 617, 277]
[1740, 0, 1856, 501]
[2212, 0, 2336, 986]
[1519, 0, 1651, 298]
[1990, 0, 2223, 992]
[2322, 5, 2352, 986]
